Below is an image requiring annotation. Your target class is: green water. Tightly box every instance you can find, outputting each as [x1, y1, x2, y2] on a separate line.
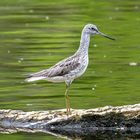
[0, 0, 140, 139]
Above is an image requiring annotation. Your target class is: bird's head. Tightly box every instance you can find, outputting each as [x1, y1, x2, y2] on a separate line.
[83, 24, 115, 40]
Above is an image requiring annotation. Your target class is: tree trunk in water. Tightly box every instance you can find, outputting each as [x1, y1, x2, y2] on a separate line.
[0, 104, 140, 139]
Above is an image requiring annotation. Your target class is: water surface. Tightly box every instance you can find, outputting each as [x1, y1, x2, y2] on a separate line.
[0, 0, 140, 139]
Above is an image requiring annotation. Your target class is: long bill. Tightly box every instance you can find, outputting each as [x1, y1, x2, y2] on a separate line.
[98, 31, 115, 40]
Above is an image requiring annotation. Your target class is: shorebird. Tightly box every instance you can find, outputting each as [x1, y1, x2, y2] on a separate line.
[25, 24, 115, 115]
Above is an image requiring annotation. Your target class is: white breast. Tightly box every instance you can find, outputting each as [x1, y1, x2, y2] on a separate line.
[69, 54, 89, 80]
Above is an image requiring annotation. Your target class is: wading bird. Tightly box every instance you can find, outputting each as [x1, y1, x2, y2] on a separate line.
[25, 24, 115, 115]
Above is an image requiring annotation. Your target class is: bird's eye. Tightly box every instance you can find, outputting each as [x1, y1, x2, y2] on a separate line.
[91, 27, 96, 30]
[91, 27, 98, 32]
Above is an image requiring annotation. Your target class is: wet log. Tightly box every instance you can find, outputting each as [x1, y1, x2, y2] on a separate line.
[0, 104, 140, 139]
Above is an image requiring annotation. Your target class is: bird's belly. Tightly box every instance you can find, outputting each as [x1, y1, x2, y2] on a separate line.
[45, 76, 65, 83]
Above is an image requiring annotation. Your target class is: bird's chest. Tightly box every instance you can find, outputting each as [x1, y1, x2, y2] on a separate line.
[81, 54, 88, 66]
[79, 55, 88, 72]
[72, 55, 89, 78]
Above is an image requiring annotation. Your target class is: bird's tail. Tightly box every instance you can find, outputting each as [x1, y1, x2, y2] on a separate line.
[25, 76, 46, 82]
[25, 69, 47, 82]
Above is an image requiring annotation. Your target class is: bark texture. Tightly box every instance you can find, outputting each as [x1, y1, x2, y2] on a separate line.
[0, 104, 140, 139]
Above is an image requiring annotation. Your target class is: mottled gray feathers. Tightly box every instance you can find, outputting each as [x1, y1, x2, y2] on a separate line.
[27, 54, 80, 78]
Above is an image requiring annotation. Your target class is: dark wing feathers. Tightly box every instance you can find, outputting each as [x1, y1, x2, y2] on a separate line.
[28, 55, 80, 78]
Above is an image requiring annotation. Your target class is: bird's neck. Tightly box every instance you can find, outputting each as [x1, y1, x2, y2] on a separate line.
[77, 31, 90, 54]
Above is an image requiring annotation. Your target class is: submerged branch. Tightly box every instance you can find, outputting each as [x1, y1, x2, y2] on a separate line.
[0, 104, 140, 139]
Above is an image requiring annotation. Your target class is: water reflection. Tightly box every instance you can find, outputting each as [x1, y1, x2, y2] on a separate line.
[0, 127, 139, 140]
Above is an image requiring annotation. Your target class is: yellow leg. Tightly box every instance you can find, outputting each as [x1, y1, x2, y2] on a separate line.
[65, 85, 71, 115]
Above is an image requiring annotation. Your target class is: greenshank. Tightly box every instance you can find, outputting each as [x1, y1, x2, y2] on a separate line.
[25, 23, 115, 115]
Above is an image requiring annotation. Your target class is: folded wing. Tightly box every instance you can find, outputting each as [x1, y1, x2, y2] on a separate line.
[25, 54, 80, 82]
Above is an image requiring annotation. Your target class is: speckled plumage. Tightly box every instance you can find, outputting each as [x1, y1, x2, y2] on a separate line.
[26, 24, 93, 84]
[25, 23, 115, 115]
